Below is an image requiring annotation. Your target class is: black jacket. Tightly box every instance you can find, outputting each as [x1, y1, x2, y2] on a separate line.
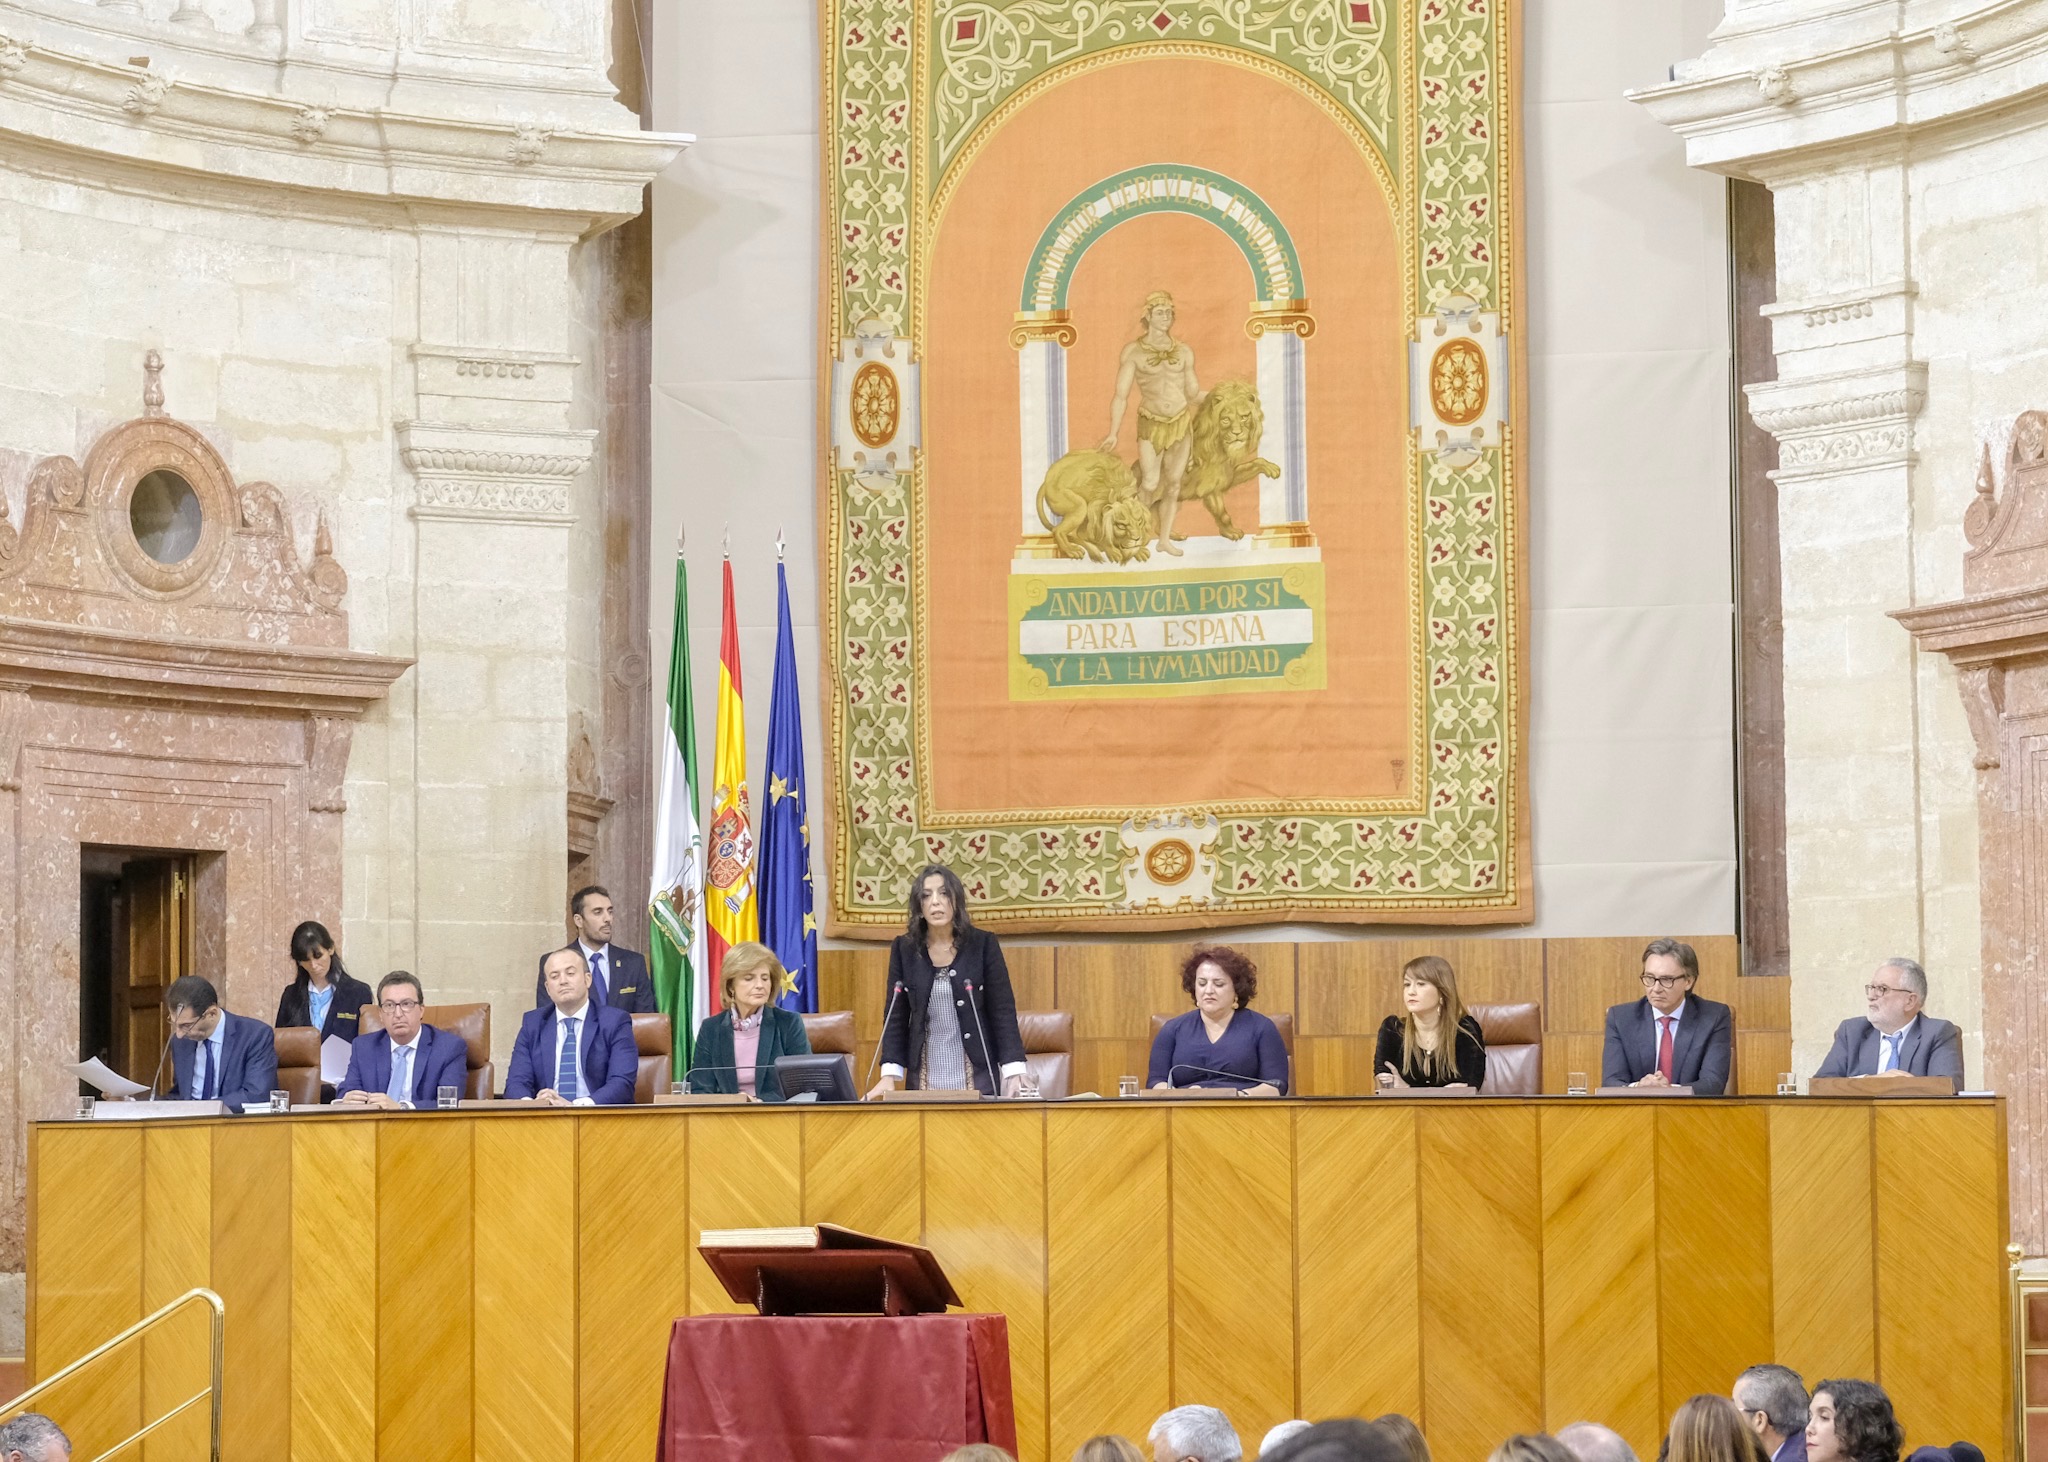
[1374, 1013, 1487, 1089]
[878, 926, 1026, 1094]
[274, 971, 376, 1045]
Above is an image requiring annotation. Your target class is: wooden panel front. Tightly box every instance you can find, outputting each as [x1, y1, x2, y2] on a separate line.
[24, 1099, 2010, 1462]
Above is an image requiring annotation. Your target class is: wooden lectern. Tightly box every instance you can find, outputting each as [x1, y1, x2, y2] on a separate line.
[698, 1224, 963, 1317]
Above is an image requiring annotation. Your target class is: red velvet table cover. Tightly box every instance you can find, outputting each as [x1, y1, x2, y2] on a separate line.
[658, 1313, 1018, 1461]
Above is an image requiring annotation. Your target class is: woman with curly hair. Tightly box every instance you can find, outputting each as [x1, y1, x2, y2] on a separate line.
[1806, 1381, 1904, 1462]
[1146, 945, 1289, 1095]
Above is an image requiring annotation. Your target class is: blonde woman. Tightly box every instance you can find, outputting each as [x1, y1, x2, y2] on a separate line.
[1374, 955, 1486, 1090]
[688, 943, 811, 1100]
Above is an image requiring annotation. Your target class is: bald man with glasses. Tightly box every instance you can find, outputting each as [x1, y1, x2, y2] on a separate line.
[1812, 957, 1964, 1084]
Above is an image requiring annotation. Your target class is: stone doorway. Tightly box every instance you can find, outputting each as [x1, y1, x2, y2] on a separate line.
[77, 846, 220, 1091]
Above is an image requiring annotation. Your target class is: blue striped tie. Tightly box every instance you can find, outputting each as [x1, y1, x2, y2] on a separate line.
[556, 1018, 580, 1101]
[386, 1044, 411, 1104]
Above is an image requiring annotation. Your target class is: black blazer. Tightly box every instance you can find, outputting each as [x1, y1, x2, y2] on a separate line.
[274, 971, 376, 1045]
[1374, 1013, 1487, 1089]
[1601, 992, 1733, 1095]
[532, 943, 658, 1013]
[688, 1005, 812, 1100]
[878, 926, 1026, 1094]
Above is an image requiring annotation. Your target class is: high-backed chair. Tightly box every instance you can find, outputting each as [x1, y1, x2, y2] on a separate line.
[1469, 1002, 1541, 1095]
[272, 1026, 323, 1106]
[358, 1003, 494, 1099]
[631, 1013, 673, 1103]
[1148, 1011, 1297, 1089]
[802, 1010, 856, 1056]
[1016, 1011, 1073, 1099]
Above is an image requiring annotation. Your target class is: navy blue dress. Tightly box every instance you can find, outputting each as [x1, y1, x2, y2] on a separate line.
[1147, 1008, 1290, 1093]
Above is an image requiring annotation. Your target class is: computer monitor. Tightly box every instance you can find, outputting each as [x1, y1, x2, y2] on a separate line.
[772, 1053, 856, 1103]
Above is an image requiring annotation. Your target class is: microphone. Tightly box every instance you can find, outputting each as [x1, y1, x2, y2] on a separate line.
[962, 978, 1001, 1097]
[864, 980, 908, 1091]
[1168, 1063, 1266, 1092]
[147, 1029, 177, 1101]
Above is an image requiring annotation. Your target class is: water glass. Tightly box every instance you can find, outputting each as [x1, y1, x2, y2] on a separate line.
[75, 1096, 95, 1120]
[437, 1085, 461, 1110]
[1017, 1069, 1041, 1100]
[1776, 1072, 1797, 1097]
[269, 1090, 291, 1114]
[1566, 1071, 1590, 1096]
[1118, 1075, 1140, 1098]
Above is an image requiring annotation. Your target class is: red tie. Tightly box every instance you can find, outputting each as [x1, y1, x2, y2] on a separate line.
[1657, 1017, 1675, 1082]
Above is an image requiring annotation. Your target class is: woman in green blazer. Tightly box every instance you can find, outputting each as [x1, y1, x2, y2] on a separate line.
[688, 942, 812, 1100]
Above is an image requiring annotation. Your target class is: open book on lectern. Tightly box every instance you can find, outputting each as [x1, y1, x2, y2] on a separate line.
[697, 1224, 962, 1315]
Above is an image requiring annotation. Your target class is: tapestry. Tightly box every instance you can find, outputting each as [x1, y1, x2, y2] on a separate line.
[820, 0, 1529, 932]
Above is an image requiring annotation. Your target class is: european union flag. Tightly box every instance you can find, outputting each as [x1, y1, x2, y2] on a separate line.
[760, 560, 818, 1012]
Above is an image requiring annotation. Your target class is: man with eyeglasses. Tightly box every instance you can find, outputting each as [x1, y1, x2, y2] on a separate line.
[1812, 957, 1963, 1084]
[164, 975, 277, 1113]
[334, 971, 468, 1108]
[1600, 937, 1733, 1094]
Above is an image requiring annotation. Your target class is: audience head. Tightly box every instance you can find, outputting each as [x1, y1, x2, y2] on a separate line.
[1261, 1422, 1312, 1457]
[375, 971, 426, 1044]
[908, 864, 972, 944]
[1558, 1422, 1639, 1462]
[1372, 1414, 1431, 1462]
[0, 1412, 70, 1461]
[289, 920, 346, 987]
[165, 975, 222, 1040]
[1733, 1364, 1810, 1451]
[1668, 1395, 1771, 1462]
[1807, 1381, 1903, 1462]
[569, 885, 615, 946]
[1640, 937, 1700, 1015]
[720, 942, 790, 1017]
[1864, 959, 1927, 1034]
[1073, 1439, 1147, 1462]
[1182, 946, 1258, 1014]
[540, 946, 592, 1014]
[1262, 1421, 1407, 1462]
[1150, 1404, 1243, 1462]
[937, 1448, 1016, 1462]
[1487, 1436, 1577, 1462]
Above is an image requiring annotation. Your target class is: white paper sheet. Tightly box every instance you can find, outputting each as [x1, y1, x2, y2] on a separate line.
[320, 1034, 352, 1085]
[64, 1058, 148, 1098]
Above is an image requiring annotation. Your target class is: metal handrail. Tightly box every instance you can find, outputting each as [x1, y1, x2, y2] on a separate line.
[0, 1287, 223, 1462]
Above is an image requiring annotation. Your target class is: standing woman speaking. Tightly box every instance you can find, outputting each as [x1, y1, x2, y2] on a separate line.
[865, 864, 1029, 1099]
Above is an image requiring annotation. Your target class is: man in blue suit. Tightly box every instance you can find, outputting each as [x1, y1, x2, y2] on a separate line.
[508, 947, 639, 1105]
[1600, 937, 1733, 1095]
[166, 975, 277, 1112]
[1812, 957, 1965, 1084]
[1734, 1364, 1809, 1462]
[335, 971, 469, 1109]
[531, 885, 656, 1013]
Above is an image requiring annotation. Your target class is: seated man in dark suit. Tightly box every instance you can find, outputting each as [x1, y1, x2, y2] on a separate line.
[1734, 1363, 1809, 1462]
[531, 884, 656, 1013]
[507, 947, 639, 1105]
[165, 975, 278, 1113]
[1812, 957, 1964, 1084]
[334, 971, 470, 1109]
[1600, 937, 1733, 1094]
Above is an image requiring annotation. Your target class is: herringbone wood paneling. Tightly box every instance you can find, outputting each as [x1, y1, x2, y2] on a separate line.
[1171, 1107, 1294, 1439]
[214, 1123, 292, 1462]
[1875, 1105, 2009, 1455]
[926, 1109, 1048, 1462]
[377, 1118, 473, 1460]
[1657, 1106, 1772, 1419]
[579, 1114, 690, 1462]
[1769, 1104, 1874, 1382]
[802, 1108, 921, 1237]
[1419, 1107, 1542, 1462]
[291, 1120, 377, 1462]
[31, 1127, 142, 1457]
[142, 1127, 211, 1462]
[1047, 1108, 1170, 1460]
[1540, 1106, 1658, 1453]
[474, 1119, 576, 1462]
[687, 1111, 802, 1314]
[1298, 1107, 1419, 1420]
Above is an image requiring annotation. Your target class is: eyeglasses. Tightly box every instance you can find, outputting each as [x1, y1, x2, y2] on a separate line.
[1640, 974, 1692, 990]
[380, 999, 422, 1014]
[170, 1010, 214, 1036]
[1864, 984, 1910, 999]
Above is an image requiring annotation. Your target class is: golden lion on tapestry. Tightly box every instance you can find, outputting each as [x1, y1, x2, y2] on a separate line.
[1180, 380, 1280, 541]
[1036, 451, 1154, 563]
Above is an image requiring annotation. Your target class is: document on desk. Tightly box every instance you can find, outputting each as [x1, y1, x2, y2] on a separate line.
[63, 1059, 149, 1098]
[320, 1035, 353, 1085]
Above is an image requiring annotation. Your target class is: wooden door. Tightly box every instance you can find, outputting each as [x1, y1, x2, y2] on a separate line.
[110, 857, 193, 1086]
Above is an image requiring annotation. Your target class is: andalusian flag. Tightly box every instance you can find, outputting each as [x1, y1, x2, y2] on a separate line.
[649, 546, 706, 1078]
[705, 555, 759, 1002]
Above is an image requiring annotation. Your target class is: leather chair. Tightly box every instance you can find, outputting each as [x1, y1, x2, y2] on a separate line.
[1017, 1011, 1073, 1099]
[1149, 1011, 1297, 1087]
[358, 1003, 494, 1099]
[631, 1012, 673, 1104]
[1469, 1002, 1542, 1095]
[272, 1026, 323, 1106]
[802, 1010, 857, 1056]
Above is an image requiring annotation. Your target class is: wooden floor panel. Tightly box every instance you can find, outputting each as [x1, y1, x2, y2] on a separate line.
[31, 1126, 144, 1460]
[1769, 1104, 1875, 1382]
[801, 1107, 921, 1238]
[685, 1112, 802, 1314]
[291, 1120, 378, 1462]
[1656, 1106, 1773, 1419]
[1297, 1107, 1420, 1421]
[213, 1124, 292, 1462]
[474, 1119, 577, 1462]
[376, 1118, 474, 1461]
[141, 1127, 211, 1462]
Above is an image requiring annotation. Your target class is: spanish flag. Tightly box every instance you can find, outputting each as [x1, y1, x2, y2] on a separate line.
[704, 555, 758, 1005]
